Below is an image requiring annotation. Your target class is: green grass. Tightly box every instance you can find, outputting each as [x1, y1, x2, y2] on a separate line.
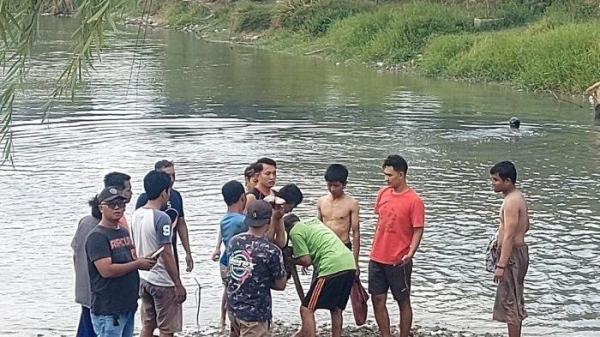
[273, 0, 374, 36]
[323, 3, 475, 63]
[420, 21, 600, 92]
[230, 1, 273, 33]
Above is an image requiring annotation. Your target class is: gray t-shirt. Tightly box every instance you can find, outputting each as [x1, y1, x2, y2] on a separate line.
[71, 215, 100, 307]
[131, 207, 174, 286]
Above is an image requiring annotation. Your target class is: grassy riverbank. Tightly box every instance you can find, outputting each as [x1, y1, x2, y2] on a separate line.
[126, 0, 600, 95]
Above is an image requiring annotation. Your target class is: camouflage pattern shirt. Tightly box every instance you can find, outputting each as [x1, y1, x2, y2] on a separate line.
[227, 233, 286, 322]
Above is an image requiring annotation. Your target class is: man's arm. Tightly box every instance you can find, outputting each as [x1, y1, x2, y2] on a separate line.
[94, 257, 153, 278]
[272, 276, 287, 290]
[212, 229, 222, 262]
[245, 194, 257, 212]
[402, 228, 424, 263]
[316, 197, 323, 222]
[350, 201, 360, 272]
[267, 207, 286, 248]
[176, 217, 194, 272]
[495, 199, 519, 282]
[295, 255, 312, 267]
[161, 244, 187, 303]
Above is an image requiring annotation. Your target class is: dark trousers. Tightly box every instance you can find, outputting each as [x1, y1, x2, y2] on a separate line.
[76, 306, 96, 337]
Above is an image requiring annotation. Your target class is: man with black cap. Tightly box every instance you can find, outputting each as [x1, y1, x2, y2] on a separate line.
[85, 186, 156, 337]
[227, 200, 288, 337]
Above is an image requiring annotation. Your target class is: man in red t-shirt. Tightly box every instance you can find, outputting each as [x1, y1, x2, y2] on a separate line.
[368, 155, 425, 337]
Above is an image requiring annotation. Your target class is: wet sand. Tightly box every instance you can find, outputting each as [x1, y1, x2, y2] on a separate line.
[184, 320, 503, 337]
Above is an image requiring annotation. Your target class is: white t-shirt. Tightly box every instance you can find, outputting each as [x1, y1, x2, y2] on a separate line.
[131, 207, 174, 287]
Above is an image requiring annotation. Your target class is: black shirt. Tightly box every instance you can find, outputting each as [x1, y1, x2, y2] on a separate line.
[85, 225, 139, 315]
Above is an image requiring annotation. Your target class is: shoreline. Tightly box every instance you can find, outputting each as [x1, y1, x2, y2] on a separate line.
[119, 4, 595, 111]
[183, 320, 504, 337]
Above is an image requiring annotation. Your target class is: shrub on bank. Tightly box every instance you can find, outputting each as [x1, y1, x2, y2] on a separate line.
[420, 21, 600, 92]
[325, 3, 474, 63]
[164, 1, 210, 27]
[273, 0, 374, 36]
[231, 1, 272, 32]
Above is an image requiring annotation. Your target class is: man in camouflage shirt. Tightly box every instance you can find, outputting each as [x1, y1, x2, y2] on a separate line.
[227, 200, 288, 337]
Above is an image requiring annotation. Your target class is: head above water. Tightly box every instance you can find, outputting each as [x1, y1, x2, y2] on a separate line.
[222, 180, 246, 207]
[490, 161, 517, 193]
[144, 170, 172, 202]
[276, 183, 303, 213]
[255, 157, 277, 189]
[509, 117, 521, 129]
[103, 172, 132, 203]
[383, 155, 408, 189]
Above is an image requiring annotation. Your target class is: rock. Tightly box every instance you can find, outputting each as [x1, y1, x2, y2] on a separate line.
[376, 62, 384, 67]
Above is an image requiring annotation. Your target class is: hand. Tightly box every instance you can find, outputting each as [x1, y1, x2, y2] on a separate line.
[137, 257, 156, 271]
[175, 283, 187, 303]
[494, 267, 505, 283]
[185, 254, 194, 272]
[211, 249, 221, 262]
[272, 205, 285, 219]
[401, 253, 413, 265]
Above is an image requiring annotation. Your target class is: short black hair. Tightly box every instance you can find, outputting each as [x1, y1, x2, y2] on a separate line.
[222, 180, 245, 206]
[88, 195, 101, 220]
[154, 159, 174, 171]
[383, 155, 408, 174]
[104, 172, 131, 189]
[244, 163, 262, 180]
[256, 157, 276, 168]
[490, 161, 517, 184]
[277, 184, 303, 206]
[144, 170, 171, 200]
[324, 164, 348, 184]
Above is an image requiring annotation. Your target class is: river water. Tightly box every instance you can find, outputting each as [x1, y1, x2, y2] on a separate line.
[0, 17, 599, 337]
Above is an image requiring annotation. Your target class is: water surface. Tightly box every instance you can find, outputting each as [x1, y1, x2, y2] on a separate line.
[0, 17, 599, 337]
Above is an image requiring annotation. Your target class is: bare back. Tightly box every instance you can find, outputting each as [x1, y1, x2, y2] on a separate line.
[498, 189, 530, 248]
[317, 194, 358, 243]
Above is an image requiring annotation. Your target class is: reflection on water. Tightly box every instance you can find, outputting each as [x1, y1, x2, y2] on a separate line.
[0, 17, 599, 337]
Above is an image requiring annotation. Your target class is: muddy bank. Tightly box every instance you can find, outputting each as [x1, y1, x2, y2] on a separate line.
[183, 320, 503, 337]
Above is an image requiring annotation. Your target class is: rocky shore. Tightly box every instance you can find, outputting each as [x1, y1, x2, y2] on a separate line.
[182, 320, 503, 337]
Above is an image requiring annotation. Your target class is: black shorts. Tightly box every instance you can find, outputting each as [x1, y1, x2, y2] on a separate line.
[303, 270, 355, 311]
[368, 260, 412, 303]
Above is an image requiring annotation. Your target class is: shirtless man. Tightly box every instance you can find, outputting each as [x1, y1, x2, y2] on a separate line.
[317, 164, 360, 274]
[245, 158, 277, 211]
[490, 161, 530, 337]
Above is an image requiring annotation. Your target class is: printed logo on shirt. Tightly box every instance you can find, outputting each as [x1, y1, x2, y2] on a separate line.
[229, 249, 255, 290]
[110, 236, 133, 250]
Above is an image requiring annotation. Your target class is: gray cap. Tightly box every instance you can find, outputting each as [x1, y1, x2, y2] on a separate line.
[98, 186, 127, 203]
[244, 200, 273, 228]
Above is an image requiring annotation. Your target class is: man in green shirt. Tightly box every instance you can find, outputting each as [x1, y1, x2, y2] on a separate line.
[284, 214, 356, 337]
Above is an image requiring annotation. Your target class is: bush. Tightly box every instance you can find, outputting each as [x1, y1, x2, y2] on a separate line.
[325, 3, 474, 63]
[164, 1, 210, 27]
[231, 1, 273, 33]
[420, 33, 476, 75]
[273, 0, 374, 36]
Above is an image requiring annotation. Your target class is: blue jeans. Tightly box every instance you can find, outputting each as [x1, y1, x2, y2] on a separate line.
[91, 312, 134, 337]
[76, 306, 96, 337]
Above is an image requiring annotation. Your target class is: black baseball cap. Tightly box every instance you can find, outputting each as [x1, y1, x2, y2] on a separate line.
[244, 200, 273, 228]
[98, 186, 127, 203]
